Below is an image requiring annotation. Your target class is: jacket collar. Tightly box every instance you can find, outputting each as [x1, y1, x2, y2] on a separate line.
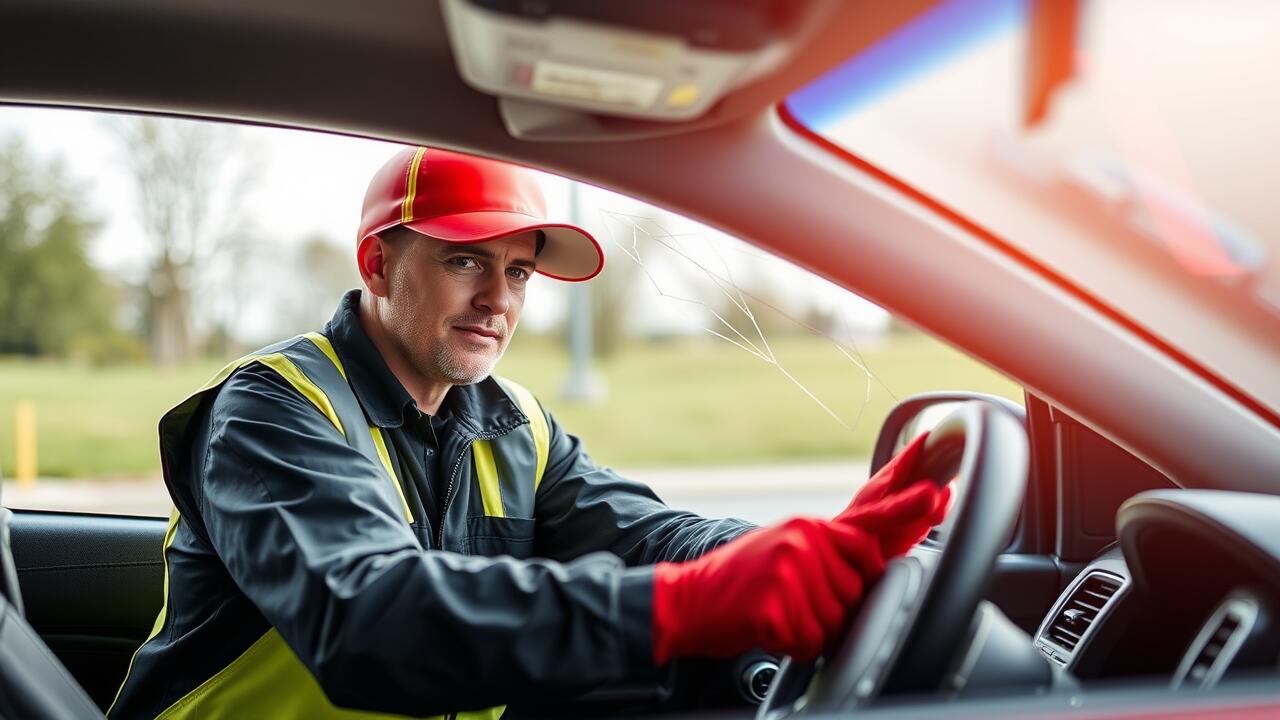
[323, 290, 527, 436]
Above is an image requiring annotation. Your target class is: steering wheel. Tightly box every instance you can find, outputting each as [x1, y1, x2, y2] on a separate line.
[756, 400, 1028, 717]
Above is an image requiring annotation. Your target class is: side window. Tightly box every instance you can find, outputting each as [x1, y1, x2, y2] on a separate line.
[0, 108, 1018, 521]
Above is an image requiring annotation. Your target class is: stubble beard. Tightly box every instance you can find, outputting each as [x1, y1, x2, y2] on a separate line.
[429, 335, 507, 385]
[415, 313, 511, 385]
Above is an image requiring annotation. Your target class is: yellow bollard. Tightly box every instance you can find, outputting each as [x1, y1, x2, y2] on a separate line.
[15, 401, 37, 488]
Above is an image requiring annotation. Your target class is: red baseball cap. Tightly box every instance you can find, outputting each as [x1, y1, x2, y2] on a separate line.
[358, 146, 604, 281]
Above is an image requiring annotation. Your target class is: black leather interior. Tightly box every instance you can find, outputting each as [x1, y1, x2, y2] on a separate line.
[0, 593, 104, 719]
[0, 485, 106, 718]
[1, 508, 24, 617]
[10, 511, 166, 711]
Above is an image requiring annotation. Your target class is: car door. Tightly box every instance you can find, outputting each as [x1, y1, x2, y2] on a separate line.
[10, 511, 165, 709]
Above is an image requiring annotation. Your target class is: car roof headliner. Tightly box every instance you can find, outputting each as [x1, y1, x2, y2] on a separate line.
[0, 0, 931, 163]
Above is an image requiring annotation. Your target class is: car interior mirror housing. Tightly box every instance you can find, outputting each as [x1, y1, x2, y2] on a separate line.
[441, 0, 812, 123]
[441, 0, 849, 141]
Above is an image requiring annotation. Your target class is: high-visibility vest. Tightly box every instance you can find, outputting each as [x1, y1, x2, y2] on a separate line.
[116, 332, 548, 720]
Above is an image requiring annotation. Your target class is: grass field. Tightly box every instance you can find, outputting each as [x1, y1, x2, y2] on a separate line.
[0, 331, 1020, 478]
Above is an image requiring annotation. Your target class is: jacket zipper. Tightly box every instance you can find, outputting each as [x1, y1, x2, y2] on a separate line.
[438, 439, 474, 549]
[436, 423, 518, 549]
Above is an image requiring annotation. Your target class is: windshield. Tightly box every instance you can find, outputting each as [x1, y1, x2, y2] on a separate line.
[787, 0, 1280, 415]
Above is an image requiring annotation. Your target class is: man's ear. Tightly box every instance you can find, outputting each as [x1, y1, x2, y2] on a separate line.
[357, 234, 390, 297]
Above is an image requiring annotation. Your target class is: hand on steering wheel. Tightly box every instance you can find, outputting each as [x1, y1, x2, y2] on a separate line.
[836, 432, 952, 558]
[652, 479, 949, 665]
[757, 401, 1028, 718]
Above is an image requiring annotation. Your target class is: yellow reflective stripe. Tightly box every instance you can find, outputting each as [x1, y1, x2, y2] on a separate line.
[371, 426, 414, 523]
[495, 378, 549, 490]
[112, 515, 505, 720]
[156, 627, 498, 720]
[107, 508, 181, 716]
[148, 512, 181, 639]
[303, 332, 412, 525]
[401, 147, 427, 223]
[473, 440, 504, 518]
[257, 353, 344, 436]
[304, 331, 348, 381]
[192, 353, 261, 396]
[175, 339, 346, 440]
[173, 335, 346, 435]
[155, 626, 505, 719]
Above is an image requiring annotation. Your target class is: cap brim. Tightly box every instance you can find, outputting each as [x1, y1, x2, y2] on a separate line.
[403, 211, 604, 282]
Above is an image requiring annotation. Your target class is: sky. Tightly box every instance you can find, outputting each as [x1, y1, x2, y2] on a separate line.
[0, 105, 888, 342]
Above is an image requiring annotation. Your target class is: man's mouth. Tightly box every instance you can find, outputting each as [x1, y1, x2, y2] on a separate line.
[453, 324, 502, 343]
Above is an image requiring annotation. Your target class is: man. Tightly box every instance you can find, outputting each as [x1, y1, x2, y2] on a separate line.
[109, 147, 949, 719]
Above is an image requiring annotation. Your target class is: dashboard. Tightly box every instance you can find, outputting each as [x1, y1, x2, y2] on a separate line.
[598, 488, 1280, 711]
[1031, 490, 1280, 687]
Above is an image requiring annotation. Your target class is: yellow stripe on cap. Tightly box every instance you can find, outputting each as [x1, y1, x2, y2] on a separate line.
[401, 147, 427, 224]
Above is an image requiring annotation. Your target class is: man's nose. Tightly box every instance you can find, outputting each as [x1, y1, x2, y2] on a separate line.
[471, 272, 511, 316]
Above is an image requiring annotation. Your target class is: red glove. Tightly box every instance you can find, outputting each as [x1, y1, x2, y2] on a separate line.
[837, 432, 951, 558]
[651, 517, 883, 664]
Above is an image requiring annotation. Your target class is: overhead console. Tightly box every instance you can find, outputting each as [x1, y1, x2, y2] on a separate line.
[438, 0, 848, 140]
[443, 0, 810, 122]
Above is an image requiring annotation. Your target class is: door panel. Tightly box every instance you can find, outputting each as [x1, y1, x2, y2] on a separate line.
[10, 511, 166, 710]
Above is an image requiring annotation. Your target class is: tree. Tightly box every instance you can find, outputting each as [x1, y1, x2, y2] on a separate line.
[277, 232, 360, 337]
[0, 137, 115, 357]
[107, 117, 259, 365]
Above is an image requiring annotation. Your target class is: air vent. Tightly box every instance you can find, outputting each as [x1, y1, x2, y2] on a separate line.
[1172, 594, 1259, 689]
[1184, 614, 1241, 685]
[1042, 572, 1122, 657]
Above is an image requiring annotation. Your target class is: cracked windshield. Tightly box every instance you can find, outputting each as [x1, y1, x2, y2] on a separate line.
[0, 108, 1018, 523]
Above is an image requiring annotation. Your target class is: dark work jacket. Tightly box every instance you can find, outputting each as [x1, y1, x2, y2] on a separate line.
[107, 290, 754, 719]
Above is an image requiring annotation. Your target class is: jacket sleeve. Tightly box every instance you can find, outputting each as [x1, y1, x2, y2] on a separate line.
[533, 407, 756, 566]
[196, 365, 657, 717]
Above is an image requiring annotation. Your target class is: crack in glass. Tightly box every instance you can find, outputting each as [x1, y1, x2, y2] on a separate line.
[598, 208, 895, 433]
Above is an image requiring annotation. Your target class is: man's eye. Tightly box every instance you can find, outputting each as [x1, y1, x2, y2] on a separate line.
[507, 267, 530, 281]
[449, 257, 480, 270]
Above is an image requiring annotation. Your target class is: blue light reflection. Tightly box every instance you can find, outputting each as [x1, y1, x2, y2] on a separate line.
[786, 0, 1025, 131]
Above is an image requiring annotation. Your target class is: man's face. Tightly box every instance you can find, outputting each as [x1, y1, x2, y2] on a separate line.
[380, 230, 537, 386]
